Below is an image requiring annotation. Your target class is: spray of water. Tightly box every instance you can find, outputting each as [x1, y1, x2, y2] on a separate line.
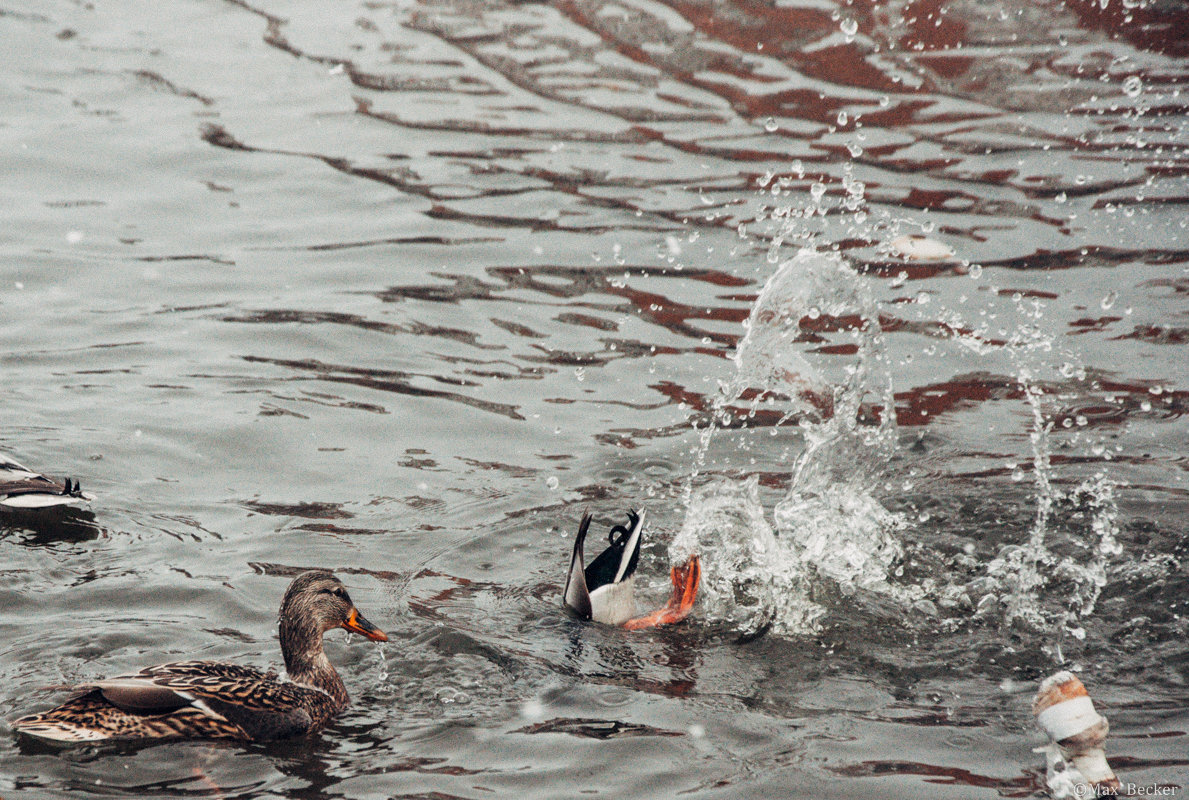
[669, 243, 1126, 647]
[930, 292, 1126, 654]
[978, 367, 1124, 651]
[671, 249, 906, 635]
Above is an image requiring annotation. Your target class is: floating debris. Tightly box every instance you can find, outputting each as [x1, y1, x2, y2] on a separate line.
[889, 234, 955, 262]
[1033, 671, 1119, 797]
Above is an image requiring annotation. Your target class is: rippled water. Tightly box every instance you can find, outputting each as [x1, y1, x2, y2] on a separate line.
[2, 0, 1187, 796]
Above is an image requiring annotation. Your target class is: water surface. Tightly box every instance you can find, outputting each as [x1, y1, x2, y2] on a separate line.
[1, 0, 1186, 797]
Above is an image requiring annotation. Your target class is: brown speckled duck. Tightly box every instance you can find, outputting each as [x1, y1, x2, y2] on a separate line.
[12, 571, 387, 743]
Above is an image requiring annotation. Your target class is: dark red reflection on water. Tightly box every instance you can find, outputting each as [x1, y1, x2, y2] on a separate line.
[1063, 0, 1189, 57]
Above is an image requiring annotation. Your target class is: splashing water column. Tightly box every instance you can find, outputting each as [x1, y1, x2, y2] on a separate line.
[671, 250, 906, 636]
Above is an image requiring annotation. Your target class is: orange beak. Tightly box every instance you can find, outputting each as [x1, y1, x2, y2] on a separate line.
[342, 608, 388, 642]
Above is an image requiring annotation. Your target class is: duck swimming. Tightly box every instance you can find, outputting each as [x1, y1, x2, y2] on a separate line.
[0, 453, 94, 509]
[12, 571, 387, 743]
[564, 509, 701, 629]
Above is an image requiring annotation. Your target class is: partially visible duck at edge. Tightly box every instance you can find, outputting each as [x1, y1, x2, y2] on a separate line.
[12, 571, 387, 743]
[564, 508, 701, 630]
[0, 453, 94, 510]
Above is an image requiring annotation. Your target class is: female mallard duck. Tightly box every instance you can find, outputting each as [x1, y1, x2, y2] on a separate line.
[564, 509, 701, 630]
[12, 571, 387, 743]
[1, 453, 94, 509]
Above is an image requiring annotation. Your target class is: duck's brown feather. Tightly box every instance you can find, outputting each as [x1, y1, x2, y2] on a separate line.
[15, 661, 336, 742]
[14, 691, 249, 742]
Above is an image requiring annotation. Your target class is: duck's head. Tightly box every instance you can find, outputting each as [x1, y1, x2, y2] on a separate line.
[280, 571, 388, 644]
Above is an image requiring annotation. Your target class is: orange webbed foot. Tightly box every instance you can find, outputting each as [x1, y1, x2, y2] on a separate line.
[623, 554, 701, 630]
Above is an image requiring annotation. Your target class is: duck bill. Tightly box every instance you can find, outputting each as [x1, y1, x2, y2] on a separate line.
[343, 608, 388, 642]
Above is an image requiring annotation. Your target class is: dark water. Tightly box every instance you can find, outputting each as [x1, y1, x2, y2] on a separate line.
[2, 0, 1186, 796]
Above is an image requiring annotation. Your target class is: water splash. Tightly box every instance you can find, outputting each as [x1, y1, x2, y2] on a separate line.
[977, 369, 1124, 649]
[672, 249, 905, 635]
[929, 294, 1126, 652]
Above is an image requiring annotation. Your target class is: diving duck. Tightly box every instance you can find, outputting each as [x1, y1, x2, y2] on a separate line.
[564, 509, 701, 630]
[12, 571, 387, 743]
[1, 453, 94, 509]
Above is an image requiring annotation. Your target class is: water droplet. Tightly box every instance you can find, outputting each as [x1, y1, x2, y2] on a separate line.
[840, 18, 858, 38]
[968, 264, 983, 279]
[1075, 414, 1088, 427]
[1140, 400, 1152, 412]
[810, 182, 827, 201]
[763, 117, 778, 132]
[520, 699, 545, 720]
[1011, 466, 1025, 482]
[1100, 291, 1117, 310]
[1055, 191, 1067, 204]
[837, 111, 849, 126]
[1122, 75, 1143, 98]
[574, 366, 586, 382]
[879, 95, 890, 107]
[434, 686, 470, 705]
[546, 476, 560, 490]
[806, 306, 821, 319]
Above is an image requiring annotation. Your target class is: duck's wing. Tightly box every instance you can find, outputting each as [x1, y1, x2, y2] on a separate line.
[13, 661, 316, 743]
[563, 512, 593, 619]
[11, 689, 251, 743]
[0, 455, 94, 509]
[92, 662, 283, 707]
[116, 661, 322, 738]
[583, 509, 645, 591]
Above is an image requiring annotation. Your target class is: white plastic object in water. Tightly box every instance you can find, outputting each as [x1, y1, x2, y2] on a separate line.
[889, 234, 954, 262]
[1033, 671, 1119, 794]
